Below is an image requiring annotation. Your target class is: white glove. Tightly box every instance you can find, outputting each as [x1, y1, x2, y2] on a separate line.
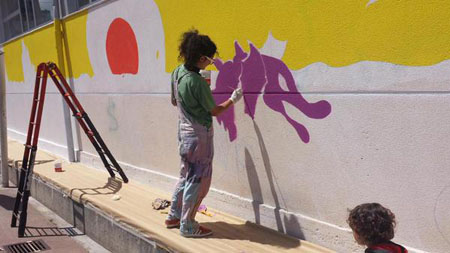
[230, 88, 243, 104]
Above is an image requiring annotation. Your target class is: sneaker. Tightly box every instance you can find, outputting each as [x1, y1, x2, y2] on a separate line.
[165, 218, 180, 228]
[181, 226, 213, 238]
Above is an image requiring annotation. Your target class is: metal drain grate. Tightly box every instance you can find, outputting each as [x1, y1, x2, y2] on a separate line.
[3, 239, 50, 253]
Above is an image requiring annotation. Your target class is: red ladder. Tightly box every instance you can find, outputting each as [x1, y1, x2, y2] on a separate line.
[11, 62, 128, 237]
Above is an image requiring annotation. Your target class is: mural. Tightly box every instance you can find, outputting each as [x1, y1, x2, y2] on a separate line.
[3, 1, 450, 251]
[213, 42, 331, 143]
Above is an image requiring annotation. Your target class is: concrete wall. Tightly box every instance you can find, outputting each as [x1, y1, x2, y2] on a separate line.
[2, 0, 450, 252]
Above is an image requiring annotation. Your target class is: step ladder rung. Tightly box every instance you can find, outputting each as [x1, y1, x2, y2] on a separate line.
[109, 164, 120, 171]
[73, 112, 82, 118]
[64, 93, 71, 97]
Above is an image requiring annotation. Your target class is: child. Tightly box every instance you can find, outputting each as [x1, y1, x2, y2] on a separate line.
[347, 203, 408, 253]
[165, 29, 242, 238]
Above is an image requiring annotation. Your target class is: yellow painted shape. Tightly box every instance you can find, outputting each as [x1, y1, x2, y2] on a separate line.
[3, 40, 24, 82]
[4, 25, 58, 82]
[23, 25, 58, 68]
[62, 10, 94, 78]
[3, 10, 93, 82]
[155, 0, 450, 71]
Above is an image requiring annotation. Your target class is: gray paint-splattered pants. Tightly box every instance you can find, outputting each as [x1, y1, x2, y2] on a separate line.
[167, 118, 214, 234]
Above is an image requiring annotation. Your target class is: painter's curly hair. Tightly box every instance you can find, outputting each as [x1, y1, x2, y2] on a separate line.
[178, 29, 217, 68]
[347, 203, 396, 245]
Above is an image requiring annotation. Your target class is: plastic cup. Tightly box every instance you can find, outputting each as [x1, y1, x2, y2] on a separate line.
[54, 161, 62, 172]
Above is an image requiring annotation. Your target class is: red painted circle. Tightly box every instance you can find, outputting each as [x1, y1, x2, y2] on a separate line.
[106, 18, 139, 75]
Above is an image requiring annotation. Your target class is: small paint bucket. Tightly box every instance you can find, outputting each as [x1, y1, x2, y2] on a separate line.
[54, 161, 62, 172]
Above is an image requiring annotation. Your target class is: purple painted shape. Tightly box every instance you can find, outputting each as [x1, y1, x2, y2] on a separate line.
[212, 58, 241, 141]
[213, 94, 237, 141]
[240, 43, 266, 118]
[263, 94, 311, 143]
[260, 54, 332, 142]
[261, 55, 331, 119]
[213, 41, 332, 143]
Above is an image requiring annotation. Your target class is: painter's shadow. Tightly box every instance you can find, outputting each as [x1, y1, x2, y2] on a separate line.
[201, 221, 300, 248]
[23, 226, 83, 238]
[69, 177, 122, 201]
[244, 121, 305, 240]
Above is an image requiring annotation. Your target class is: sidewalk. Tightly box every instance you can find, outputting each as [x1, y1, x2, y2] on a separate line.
[0, 183, 109, 252]
[6, 139, 335, 253]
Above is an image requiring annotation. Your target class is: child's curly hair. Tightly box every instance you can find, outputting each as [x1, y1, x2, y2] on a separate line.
[178, 29, 217, 67]
[347, 203, 396, 245]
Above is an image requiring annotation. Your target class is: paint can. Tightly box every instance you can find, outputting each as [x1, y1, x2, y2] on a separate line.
[54, 160, 62, 172]
[200, 70, 211, 86]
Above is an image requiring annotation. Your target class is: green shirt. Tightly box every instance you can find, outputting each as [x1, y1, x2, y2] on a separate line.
[172, 65, 216, 128]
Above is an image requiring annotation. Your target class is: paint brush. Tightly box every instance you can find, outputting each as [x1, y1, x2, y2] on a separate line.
[228, 85, 250, 116]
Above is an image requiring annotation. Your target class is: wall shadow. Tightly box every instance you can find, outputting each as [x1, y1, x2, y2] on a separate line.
[242, 121, 304, 239]
[283, 212, 305, 240]
[252, 121, 283, 232]
[244, 148, 263, 225]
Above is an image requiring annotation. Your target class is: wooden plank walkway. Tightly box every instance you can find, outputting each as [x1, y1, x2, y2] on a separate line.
[7, 140, 335, 253]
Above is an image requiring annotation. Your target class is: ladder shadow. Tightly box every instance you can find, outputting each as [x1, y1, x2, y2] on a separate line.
[33, 159, 55, 165]
[69, 177, 122, 202]
[23, 226, 83, 238]
[14, 159, 55, 168]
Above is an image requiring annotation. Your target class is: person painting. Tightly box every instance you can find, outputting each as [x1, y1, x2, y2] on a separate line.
[348, 203, 408, 253]
[165, 29, 243, 238]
